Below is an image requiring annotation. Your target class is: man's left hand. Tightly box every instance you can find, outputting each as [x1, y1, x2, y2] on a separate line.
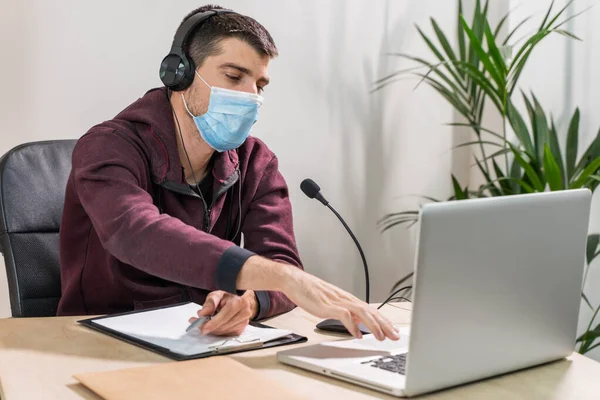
[188, 290, 258, 336]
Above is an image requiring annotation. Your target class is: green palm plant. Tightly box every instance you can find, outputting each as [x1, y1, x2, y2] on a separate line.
[377, 0, 600, 355]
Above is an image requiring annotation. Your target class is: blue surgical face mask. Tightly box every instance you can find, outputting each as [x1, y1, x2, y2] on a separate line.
[182, 71, 264, 152]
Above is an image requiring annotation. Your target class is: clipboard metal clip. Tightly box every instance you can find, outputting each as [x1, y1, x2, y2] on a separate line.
[209, 336, 263, 353]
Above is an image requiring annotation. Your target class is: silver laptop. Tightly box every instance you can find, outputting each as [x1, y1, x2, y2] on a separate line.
[278, 190, 591, 397]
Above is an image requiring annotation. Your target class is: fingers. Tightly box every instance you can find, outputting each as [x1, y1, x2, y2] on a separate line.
[335, 308, 362, 339]
[327, 285, 399, 341]
[215, 293, 234, 311]
[351, 305, 385, 340]
[222, 320, 250, 336]
[208, 310, 249, 336]
[198, 291, 226, 317]
[351, 305, 399, 341]
[370, 310, 400, 341]
[340, 302, 400, 342]
[202, 297, 251, 335]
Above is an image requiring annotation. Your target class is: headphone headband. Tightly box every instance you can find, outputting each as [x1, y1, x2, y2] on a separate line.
[159, 9, 237, 91]
[171, 9, 234, 51]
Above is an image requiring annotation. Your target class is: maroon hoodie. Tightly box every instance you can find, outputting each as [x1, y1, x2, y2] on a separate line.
[57, 87, 303, 319]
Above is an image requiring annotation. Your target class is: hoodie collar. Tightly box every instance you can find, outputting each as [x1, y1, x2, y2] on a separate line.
[115, 87, 239, 185]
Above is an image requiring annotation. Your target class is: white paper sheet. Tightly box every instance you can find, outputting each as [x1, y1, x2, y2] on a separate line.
[93, 302, 292, 356]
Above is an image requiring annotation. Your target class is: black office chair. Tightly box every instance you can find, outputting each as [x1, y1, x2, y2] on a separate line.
[0, 140, 76, 317]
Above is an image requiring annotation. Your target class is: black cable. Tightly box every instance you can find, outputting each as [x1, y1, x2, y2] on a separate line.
[232, 169, 243, 241]
[326, 203, 370, 303]
[225, 186, 233, 239]
[388, 296, 411, 303]
[391, 272, 414, 293]
[168, 89, 241, 242]
[378, 285, 412, 310]
[168, 91, 200, 191]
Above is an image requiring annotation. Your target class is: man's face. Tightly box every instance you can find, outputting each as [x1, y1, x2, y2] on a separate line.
[185, 37, 271, 117]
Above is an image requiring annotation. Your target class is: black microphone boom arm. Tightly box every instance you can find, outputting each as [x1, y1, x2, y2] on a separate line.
[300, 178, 372, 335]
[326, 204, 370, 303]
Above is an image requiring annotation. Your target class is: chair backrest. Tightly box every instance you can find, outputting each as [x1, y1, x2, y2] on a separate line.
[0, 140, 76, 317]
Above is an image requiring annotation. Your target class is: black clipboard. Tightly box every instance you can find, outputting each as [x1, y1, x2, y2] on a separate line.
[78, 302, 307, 361]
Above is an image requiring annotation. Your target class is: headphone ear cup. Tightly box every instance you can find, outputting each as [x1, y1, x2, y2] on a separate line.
[175, 54, 196, 92]
[159, 52, 196, 91]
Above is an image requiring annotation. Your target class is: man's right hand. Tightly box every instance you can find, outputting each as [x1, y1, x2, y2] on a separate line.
[280, 266, 400, 341]
[236, 255, 401, 341]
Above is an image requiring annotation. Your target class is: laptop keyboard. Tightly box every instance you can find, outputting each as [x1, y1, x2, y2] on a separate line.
[362, 353, 408, 375]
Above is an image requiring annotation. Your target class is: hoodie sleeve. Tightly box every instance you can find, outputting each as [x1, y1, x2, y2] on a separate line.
[241, 155, 304, 320]
[72, 129, 249, 293]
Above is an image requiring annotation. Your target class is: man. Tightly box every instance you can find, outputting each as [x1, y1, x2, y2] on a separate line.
[58, 4, 398, 341]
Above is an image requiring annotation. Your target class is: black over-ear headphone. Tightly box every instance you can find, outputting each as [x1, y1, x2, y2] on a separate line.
[159, 9, 235, 92]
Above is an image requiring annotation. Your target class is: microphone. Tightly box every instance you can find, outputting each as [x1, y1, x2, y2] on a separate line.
[300, 178, 371, 335]
[300, 179, 329, 206]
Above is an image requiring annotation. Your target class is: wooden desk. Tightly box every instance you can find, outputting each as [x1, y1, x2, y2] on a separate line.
[1, 304, 600, 399]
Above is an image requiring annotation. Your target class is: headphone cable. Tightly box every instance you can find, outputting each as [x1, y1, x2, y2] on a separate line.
[168, 90, 202, 200]
[232, 171, 243, 241]
[167, 89, 240, 241]
[164, 88, 207, 299]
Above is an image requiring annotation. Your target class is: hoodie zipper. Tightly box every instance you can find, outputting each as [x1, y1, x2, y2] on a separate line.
[157, 172, 239, 233]
[199, 192, 211, 232]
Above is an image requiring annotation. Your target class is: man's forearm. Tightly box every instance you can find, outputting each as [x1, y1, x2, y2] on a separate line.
[236, 255, 297, 293]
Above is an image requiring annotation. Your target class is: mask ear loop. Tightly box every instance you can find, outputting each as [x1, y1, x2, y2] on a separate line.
[181, 70, 211, 118]
[195, 70, 212, 88]
[181, 93, 196, 118]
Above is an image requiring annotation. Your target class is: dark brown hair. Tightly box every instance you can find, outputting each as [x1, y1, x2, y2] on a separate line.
[180, 4, 278, 68]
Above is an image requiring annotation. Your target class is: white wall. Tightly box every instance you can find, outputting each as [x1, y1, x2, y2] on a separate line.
[0, 0, 460, 317]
